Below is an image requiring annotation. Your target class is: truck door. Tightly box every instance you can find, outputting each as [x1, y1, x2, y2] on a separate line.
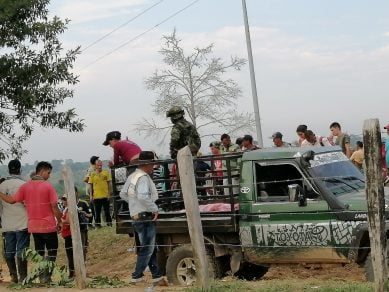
[239, 161, 347, 264]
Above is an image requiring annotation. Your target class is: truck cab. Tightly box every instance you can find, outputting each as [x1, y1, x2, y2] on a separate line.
[239, 147, 369, 265]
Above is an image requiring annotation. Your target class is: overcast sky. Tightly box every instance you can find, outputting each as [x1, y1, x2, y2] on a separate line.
[21, 0, 389, 164]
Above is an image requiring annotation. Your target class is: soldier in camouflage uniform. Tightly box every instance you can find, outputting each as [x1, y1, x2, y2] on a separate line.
[166, 106, 201, 159]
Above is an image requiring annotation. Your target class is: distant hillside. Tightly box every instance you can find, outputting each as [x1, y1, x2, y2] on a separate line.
[349, 134, 362, 150]
[0, 159, 109, 199]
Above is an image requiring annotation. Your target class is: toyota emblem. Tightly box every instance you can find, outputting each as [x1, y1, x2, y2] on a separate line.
[240, 186, 250, 193]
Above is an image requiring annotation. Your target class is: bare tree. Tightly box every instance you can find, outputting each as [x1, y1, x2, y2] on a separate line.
[135, 30, 255, 142]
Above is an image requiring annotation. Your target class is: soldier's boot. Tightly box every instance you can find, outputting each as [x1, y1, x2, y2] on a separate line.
[5, 258, 18, 283]
[17, 257, 28, 283]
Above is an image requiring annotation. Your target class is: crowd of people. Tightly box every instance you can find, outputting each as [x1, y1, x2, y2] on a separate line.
[0, 105, 388, 286]
[219, 121, 389, 178]
[0, 151, 121, 283]
[0, 161, 94, 283]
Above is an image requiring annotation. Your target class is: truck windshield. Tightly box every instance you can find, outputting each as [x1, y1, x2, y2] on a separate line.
[308, 151, 365, 196]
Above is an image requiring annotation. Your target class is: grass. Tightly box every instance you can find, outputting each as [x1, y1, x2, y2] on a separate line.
[186, 279, 374, 292]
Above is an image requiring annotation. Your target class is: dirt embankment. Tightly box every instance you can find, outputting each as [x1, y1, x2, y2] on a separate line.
[264, 263, 365, 282]
[83, 229, 366, 283]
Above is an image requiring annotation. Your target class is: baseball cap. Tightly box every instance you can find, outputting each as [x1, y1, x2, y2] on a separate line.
[8, 159, 21, 173]
[271, 132, 283, 139]
[103, 131, 121, 146]
[384, 123, 389, 129]
[138, 151, 156, 161]
[90, 156, 99, 165]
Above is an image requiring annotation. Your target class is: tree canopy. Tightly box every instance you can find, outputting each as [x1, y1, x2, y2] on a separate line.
[136, 30, 255, 142]
[0, 0, 84, 162]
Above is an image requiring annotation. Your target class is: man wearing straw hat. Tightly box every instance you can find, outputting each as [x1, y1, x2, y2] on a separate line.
[123, 151, 167, 286]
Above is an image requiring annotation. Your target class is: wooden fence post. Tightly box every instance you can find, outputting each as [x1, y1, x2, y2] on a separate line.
[62, 164, 87, 289]
[363, 119, 388, 292]
[177, 146, 210, 290]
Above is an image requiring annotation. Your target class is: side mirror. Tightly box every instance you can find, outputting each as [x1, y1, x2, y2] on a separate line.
[288, 184, 307, 207]
[288, 184, 299, 202]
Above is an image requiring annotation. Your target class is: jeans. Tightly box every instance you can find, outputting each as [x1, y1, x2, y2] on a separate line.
[33, 232, 58, 283]
[132, 220, 162, 280]
[3, 229, 30, 260]
[81, 230, 88, 260]
[64, 232, 88, 276]
[32, 232, 58, 262]
[64, 235, 74, 275]
[89, 200, 96, 227]
[94, 198, 112, 227]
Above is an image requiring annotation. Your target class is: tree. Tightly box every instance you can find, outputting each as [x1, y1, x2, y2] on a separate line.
[0, 0, 84, 162]
[135, 30, 255, 143]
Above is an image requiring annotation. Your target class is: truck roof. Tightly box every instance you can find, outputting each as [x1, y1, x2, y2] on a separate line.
[241, 146, 342, 161]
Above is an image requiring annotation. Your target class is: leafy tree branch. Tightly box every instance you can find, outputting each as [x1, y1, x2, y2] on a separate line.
[0, 0, 84, 162]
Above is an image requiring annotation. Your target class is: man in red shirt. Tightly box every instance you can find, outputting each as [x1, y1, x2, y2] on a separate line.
[0, 161, 62, 283]
[102, 131, 142, 166]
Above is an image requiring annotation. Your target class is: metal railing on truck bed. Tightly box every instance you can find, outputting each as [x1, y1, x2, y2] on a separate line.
[111, 153, 242, 234]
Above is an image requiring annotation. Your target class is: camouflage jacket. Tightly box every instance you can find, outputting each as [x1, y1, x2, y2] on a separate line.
[170, 118, 201, 159]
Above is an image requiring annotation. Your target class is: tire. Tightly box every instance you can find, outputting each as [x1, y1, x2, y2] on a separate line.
[364, 253, 374, 282]
[364, 240, 389, 282]
[166, 245, 219, 286]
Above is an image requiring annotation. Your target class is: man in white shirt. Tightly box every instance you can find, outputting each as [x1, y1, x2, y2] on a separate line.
[123, 151, 167, 286]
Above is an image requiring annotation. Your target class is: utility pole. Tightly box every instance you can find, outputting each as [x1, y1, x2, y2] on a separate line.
[242, 0, 263, 148]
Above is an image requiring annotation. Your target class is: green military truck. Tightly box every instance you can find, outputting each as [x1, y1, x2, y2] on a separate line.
[112, 146, 388, 285]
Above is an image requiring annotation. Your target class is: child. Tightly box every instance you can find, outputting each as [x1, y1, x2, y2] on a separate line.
[61, 194, 74, 278]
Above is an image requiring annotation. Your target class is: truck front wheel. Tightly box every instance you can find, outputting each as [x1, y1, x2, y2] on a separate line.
[363, 253, 374, 282]
[363, 240, 389, 282]
[166, 245, 219, 285]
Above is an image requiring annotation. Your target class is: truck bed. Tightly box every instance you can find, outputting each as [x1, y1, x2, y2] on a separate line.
[111, 153, 242, 235]
[116, 210, 239, 234]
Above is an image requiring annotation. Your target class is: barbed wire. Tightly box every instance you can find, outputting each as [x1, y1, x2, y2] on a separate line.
[0, 241, 371, 256]
[0, 168, 379, 273]
[114, 209, 372, 219]
[0, 173, 370, 207]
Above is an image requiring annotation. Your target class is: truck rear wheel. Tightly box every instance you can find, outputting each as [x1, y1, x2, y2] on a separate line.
[234, 262, 269, 280]
[166, 245, 219, 286]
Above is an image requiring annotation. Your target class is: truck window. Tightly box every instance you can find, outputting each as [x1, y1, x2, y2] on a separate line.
[309, 152, 365, 196]
[255, 163, 318, 202]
